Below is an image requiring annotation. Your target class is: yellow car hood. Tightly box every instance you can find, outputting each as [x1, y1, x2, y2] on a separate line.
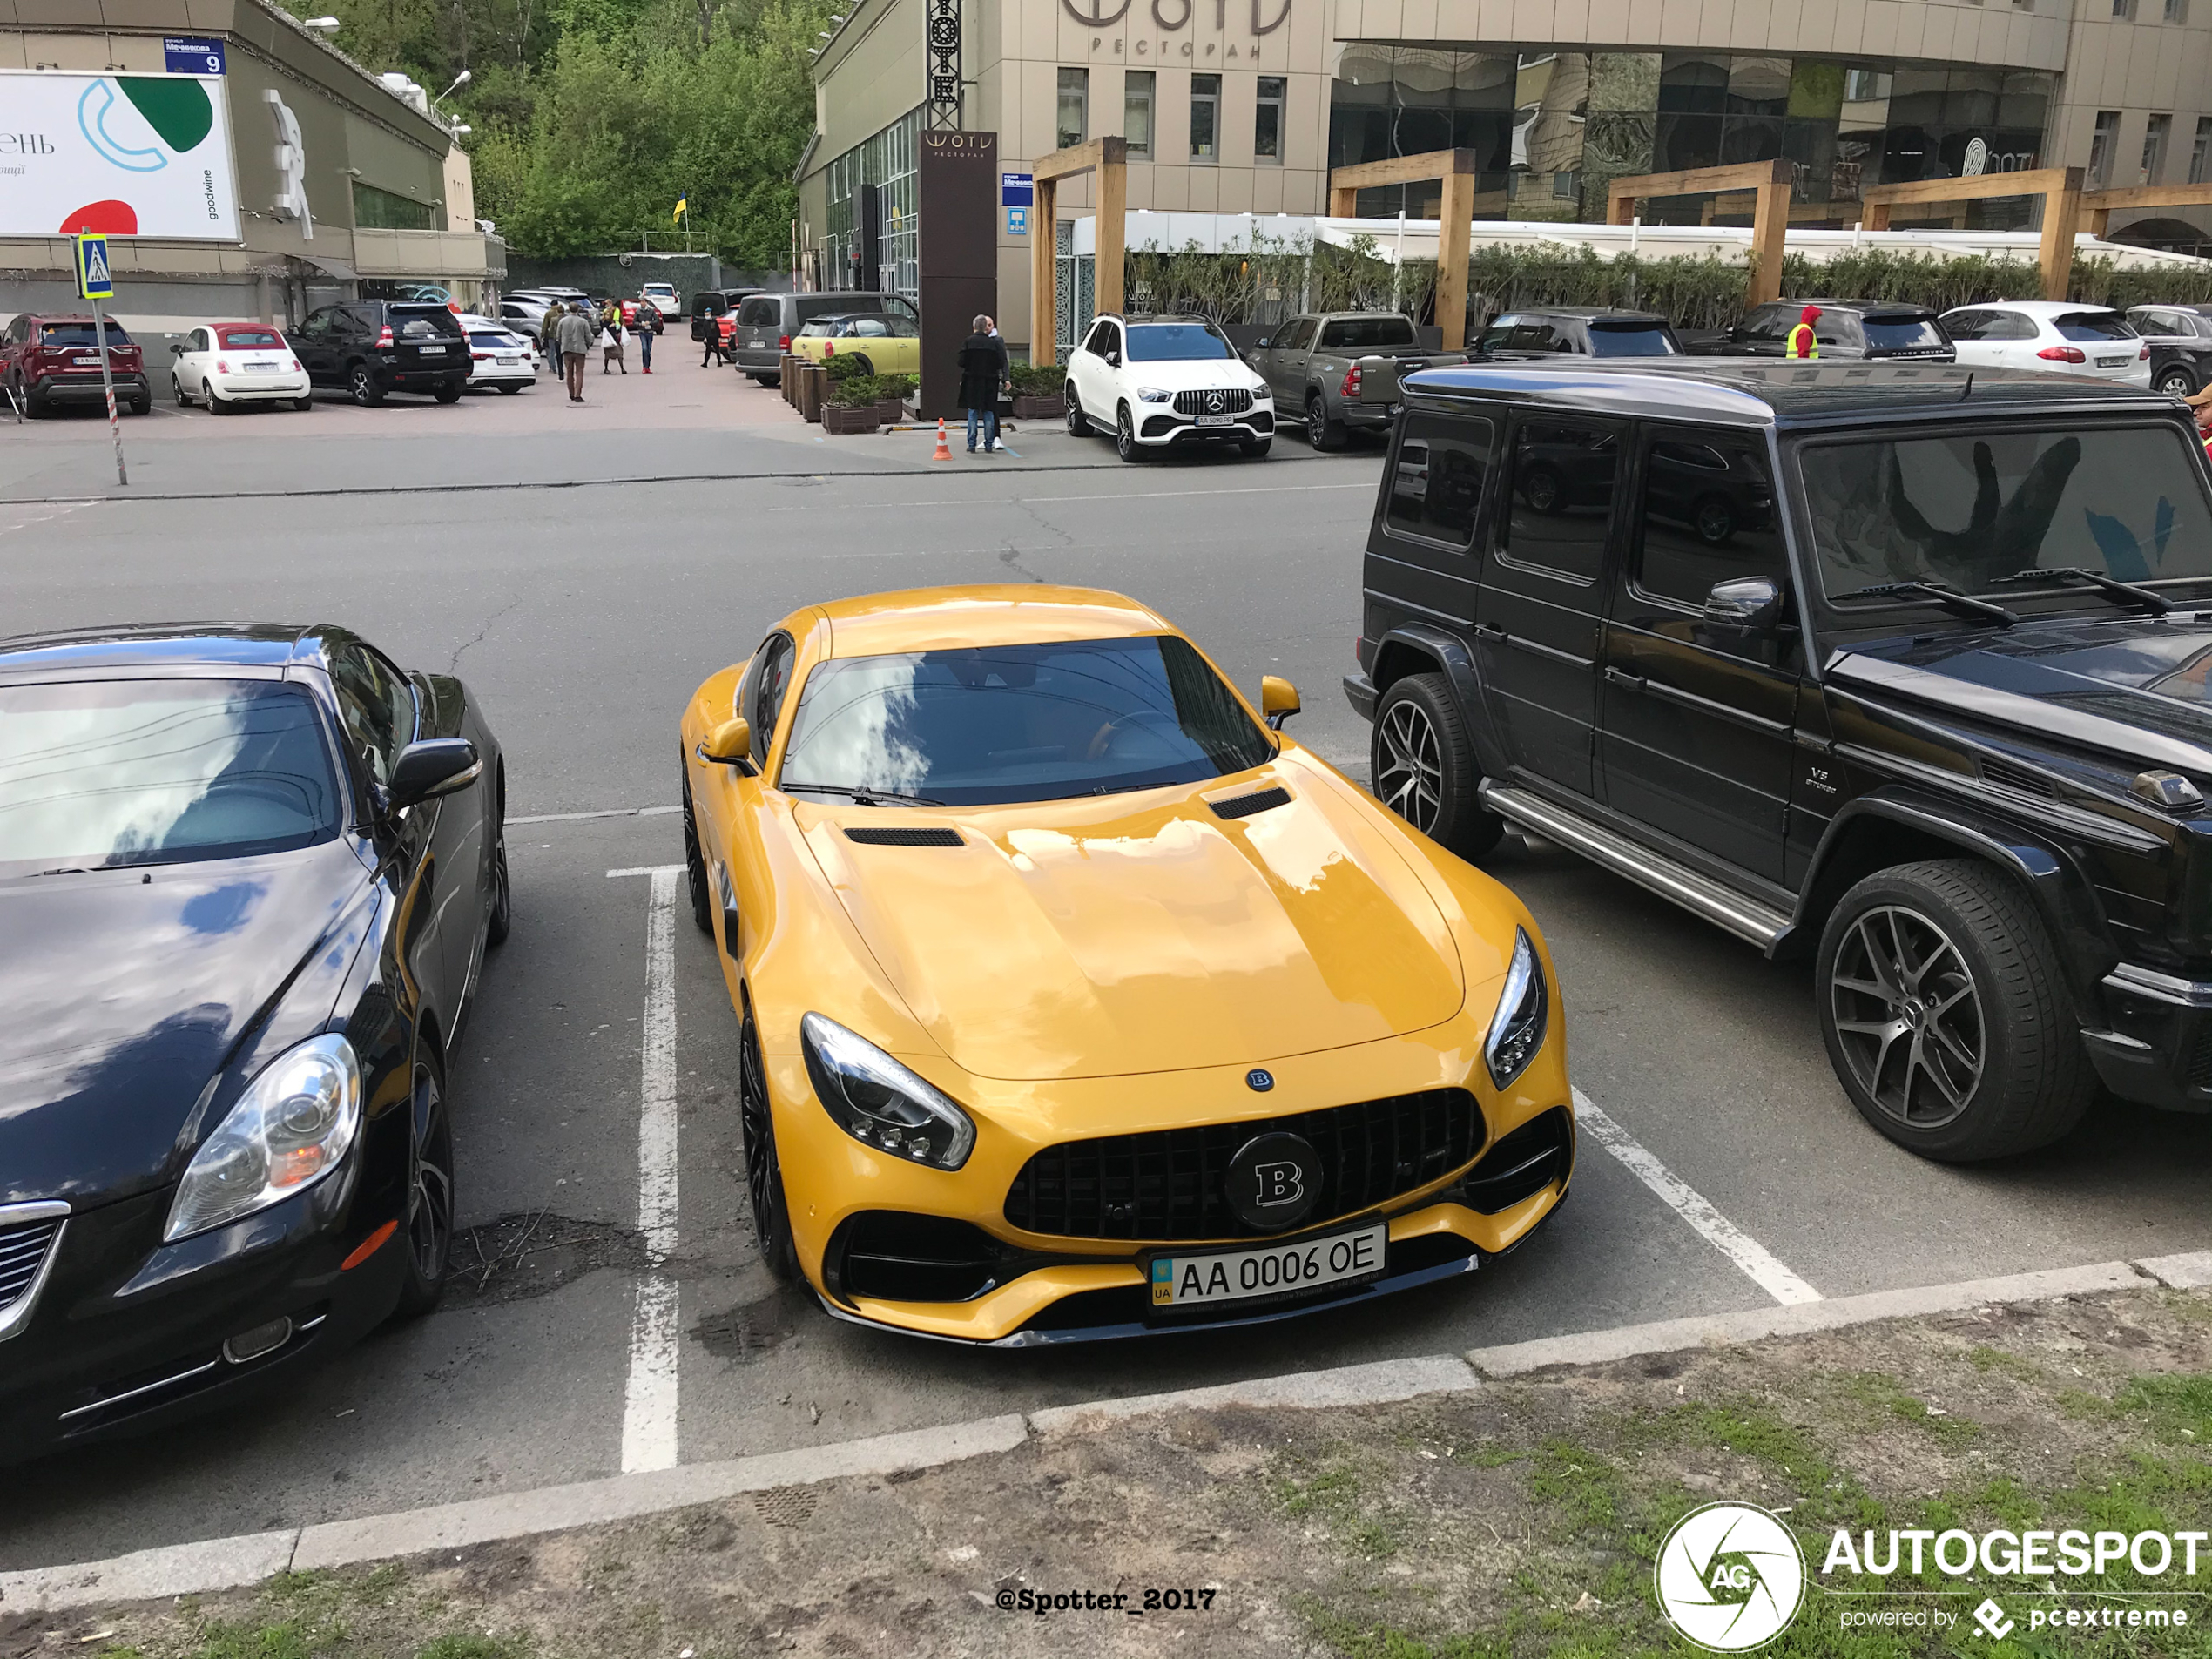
[800, 766, 1466, 1081]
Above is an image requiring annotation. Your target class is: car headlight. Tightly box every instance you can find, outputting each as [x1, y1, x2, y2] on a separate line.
[801, 1013, 975, 1170]
[1483, 928, 1549, 1090]
[1251, 385, 1271, 401]
[165, 1033, 362, 1242]
[1136, 386, 1172, 402]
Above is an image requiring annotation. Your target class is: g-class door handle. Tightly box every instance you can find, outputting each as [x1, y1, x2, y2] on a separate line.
[1604, 666, 1645, 690]
[1473, 623, 1507, 642]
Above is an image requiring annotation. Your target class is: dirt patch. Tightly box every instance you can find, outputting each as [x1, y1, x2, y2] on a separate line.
[442, 1212, 650, 1309]
[39, 1286, 2212, 1658]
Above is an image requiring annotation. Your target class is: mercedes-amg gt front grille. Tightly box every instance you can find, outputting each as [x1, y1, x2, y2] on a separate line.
[1003, 1088, 1483, 1241]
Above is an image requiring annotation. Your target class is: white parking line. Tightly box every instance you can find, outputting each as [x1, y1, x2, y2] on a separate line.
[609, 864, 686, 1472]
[1572, 1087, 1821, 1306]
[516, 805, 681, 826]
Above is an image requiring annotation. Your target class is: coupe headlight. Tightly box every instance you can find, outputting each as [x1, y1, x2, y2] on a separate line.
[1136, 386, 1172, 402]
[801, 1013, 975, 1170]
[165, 1033, 362, 1242]
[1483, 928, 1549, 1090]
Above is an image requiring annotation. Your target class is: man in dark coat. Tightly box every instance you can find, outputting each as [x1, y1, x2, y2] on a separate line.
[957, 314, 1009, 452]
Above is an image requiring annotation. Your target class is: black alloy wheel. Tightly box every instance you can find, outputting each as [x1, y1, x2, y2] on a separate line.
[486, 769, 511, 947]
[2157, 364, 2198, 397]
[1370, 672, 1504, 858]
[393, 1058, 456, 1318]
[682, 759, 714, 936]
[348, 362, 383, 407]
[1065, 388, 1086, 435]
[1306, 392, 1345, 451]
[738, 1007, 800, 1282]
[1816, 860, 2094, 1161]
[1116, 402, 1145, 463]
[1693, 495, 1737, 545]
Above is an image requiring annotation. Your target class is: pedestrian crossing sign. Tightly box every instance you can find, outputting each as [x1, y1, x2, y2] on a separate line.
[74, 234, 114, 301]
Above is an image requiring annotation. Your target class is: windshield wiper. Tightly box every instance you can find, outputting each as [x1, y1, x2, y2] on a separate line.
[782, 782, 946, 807]
[1990, 566, 2172, 615]
[1836, 580, 2018, 627]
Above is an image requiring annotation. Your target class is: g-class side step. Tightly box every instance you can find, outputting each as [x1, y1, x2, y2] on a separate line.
[1479, 784, 1793, 950]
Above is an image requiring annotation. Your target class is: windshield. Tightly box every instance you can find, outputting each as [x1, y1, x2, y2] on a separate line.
[2056, 312, 2134, 342]
[778, 636, 1276, 806]
[1125, 323, 1235, 362]
[1864, 317, 1947, 351]
[0, 680, 341, 875]
[39, 321, 131, 346]
[1587, 320, 1678, 357]
[1802, 426, 2212, 603]
[1318, 316, 1416, 350]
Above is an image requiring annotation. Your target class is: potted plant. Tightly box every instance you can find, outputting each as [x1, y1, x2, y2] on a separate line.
[1008, 361, 1064, 421]
[873, 373, 916, 423]
[822, 373, 886, 435]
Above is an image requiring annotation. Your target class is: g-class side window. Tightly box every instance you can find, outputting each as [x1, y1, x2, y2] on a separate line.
[1384, 414, 1493, 550]
[1632, 429, 1788, 622]
[1500, 419, 1620, 582]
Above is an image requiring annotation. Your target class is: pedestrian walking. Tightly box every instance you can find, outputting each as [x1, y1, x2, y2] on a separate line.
[540, 306, 563, 379]
[700, 309, 725, 368]
[556, 301, 595, 402]
[637, 310, 654, 373]
[601, 302, 627, 374]
[958, 314, 1009, 453]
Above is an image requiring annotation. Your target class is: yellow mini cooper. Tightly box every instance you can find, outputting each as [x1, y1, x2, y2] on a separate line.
[678, 586, 1573, 1345]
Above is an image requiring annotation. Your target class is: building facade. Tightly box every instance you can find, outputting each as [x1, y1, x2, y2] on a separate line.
[802, 0, 2212, 357]
[0, 0, 502, 335]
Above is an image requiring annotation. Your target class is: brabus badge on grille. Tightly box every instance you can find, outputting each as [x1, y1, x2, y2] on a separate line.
[1246, 1068, 1274, 1091]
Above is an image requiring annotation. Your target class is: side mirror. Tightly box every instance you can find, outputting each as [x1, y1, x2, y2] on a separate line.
[1704, 577, 1784, 633]
[1255, 336, 1271, 349]
[1260, 675, 1302, 731]
[387, 738, 481, 809]
[169, 342, 184, 354]
[1105, 350, 1121, 368]
[701, 716, 754, 766]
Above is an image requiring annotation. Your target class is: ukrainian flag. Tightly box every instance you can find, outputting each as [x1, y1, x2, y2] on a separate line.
[673, 195, 688, 224]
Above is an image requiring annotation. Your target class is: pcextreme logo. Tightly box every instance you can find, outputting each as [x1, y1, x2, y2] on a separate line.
[1654, 1501, 1808, 1651]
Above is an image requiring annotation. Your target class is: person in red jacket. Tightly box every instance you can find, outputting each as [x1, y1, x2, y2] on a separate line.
[1786, 304, 1822, 359]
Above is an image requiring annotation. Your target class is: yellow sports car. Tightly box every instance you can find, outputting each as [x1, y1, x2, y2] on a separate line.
[678, 586, 1573, 1345]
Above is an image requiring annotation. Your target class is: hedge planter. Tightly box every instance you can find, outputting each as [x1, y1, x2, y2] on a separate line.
[876, 398, 908, 423]
[1012, 395, 1065, 421]
[822, 405, 882, 435]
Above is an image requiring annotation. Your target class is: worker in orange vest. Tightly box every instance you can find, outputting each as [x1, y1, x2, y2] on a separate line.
[1786, 304, 1822, 359]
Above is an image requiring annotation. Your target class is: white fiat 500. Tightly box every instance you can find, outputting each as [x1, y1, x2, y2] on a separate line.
[170, 322, 312, 413]
[1063, 314, 1274, 462]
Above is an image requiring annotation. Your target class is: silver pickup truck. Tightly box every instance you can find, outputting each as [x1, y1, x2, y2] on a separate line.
[1244, 312, 1466, 448]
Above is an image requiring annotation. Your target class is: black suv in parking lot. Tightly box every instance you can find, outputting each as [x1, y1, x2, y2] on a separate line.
[1471, 307, 1682, 361]
[1347, 359, 2212, 1161]
[292, 300, 469, 406]
[1710, 300, 1953, 361]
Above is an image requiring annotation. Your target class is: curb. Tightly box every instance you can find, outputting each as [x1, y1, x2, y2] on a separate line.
[3, 1253, 2203, 1615]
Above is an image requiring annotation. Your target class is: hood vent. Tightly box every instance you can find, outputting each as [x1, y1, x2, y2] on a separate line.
[1979, 757, 2058, 798]
[1209, 786, 1291, 820]
[842, 825, 964, 847]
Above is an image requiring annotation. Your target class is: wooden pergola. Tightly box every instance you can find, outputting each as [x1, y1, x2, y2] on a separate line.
[1029, 136, 1125, 368]
[2082, 183, 2212, 238]
[1607, 159, 1793, 307]
[1858, 167, 2085, 301]
[1328, 149, 1479, 349]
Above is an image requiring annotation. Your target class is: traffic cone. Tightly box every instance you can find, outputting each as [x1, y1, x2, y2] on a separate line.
[932, 418, 951, 462]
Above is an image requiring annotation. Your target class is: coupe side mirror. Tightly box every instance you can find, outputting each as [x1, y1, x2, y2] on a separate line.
[1261, 675, 1302, 731]
[700, 716, 754, 768]
[1704, 577, 1784, 633]
[387, 738, 481, 809]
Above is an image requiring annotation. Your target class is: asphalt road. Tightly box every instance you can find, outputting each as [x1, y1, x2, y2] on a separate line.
[4, 412, 2208, 1568]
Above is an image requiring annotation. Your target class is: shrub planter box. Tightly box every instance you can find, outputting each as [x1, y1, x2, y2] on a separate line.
[798, 366, 828, 423]
[1013, 395, 1065, 421]
[822, 404, 882, 435]
[876, 398, 909, 423]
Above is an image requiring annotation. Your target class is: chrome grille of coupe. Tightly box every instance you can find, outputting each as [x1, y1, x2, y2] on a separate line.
[1002, 1088, 1483, 1241]
[0, 1217, 62, 1314]
[1172, 388, 1253, 416]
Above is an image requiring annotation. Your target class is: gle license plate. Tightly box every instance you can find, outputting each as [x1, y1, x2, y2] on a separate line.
[1150, 1223, 1386, 1310]
[1195, 412, 1233, 427]
[2098, 355, 2129, 368]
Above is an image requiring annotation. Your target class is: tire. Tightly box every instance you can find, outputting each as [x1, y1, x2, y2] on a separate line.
[206, 380, 230, 415]
[496, 383, 522, 395]
[129, 394, 150, 417]
[485, 768, 511, 948]
[1693, 494, 1737, 545]
[848, 355, 873, 377]
[1241, 438, 1272, 458]
[1307, 392, 1345, 451]
[294, 395, 314, 412]
[682, 760, 714, 937]
[1523, 464, 1567, 515]
[1370, 672, 1504, 859]
[1116, 402, 1146, 463]
[348, 362, 383, 407]
[391, 1055, 456, 1319]
[1815, 860, 2094, 1162]
[433, 381, 462, 404]
[172, 375, 188, 408]
[1066, 387, 1087, 435]
[738, 1005, 801, 1283]
[2157, 364, 2198, 397]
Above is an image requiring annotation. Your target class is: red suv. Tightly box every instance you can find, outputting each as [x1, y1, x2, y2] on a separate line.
[2, 313, 151, 417]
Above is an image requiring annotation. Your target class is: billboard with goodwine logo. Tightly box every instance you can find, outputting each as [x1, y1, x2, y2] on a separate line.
[0, 71, 240, 240]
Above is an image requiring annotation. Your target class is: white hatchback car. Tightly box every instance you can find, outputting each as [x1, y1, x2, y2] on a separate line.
[1063, 314, 1274, 462]
[170, 321, 311, 413]
[1939, 300, 2152, 386]
[457, 315, 537, 393]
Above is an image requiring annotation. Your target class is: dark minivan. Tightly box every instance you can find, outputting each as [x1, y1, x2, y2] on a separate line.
[1712, 299, 1953, 361]
[732, 292, 919, 385]
[1349, 357, 2212, 1163]
[292, 301, 469, 406]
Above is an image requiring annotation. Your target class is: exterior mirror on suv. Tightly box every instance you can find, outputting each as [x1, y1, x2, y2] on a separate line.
[1105, 348, 1121, 367]
[1703, 577, 1784, 632]
[1261, 675, 1302, 730]
[1255, 336, 1271, 349]
[387, 738, 481, 808]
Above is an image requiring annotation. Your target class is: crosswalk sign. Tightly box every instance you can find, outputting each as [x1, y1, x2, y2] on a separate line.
[74, 234, 114, 301]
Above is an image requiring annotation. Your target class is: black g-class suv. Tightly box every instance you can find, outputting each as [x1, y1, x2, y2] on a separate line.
[1347, 359, 2212, 1161]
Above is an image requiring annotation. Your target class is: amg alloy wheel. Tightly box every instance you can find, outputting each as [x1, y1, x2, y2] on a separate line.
[393, 1059, 455, 1318]
[739, 1008, 800, 1282]
[1827, 904, 1986, 1130]
[1376, 698, 1444, 834]
[682, 760, 713, 935]
[1116, 403, 1145, 462]
[1369, 672, 1503, 858]
[1065, 389, 1086, 435]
